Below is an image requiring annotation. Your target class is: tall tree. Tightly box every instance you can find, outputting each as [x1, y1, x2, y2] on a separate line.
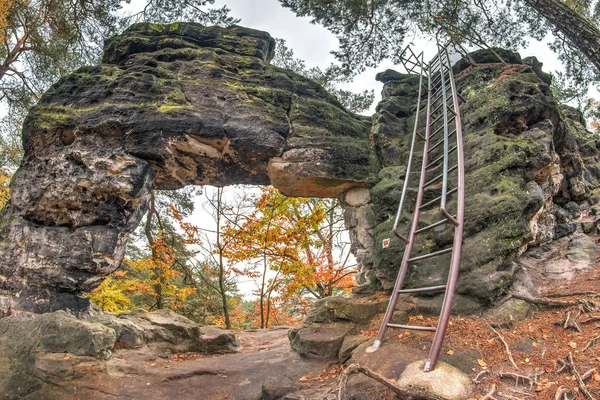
[278, 0, 600, 99]
[223, 187, 356, 328]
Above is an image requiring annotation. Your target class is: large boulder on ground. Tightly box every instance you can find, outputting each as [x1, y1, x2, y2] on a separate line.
[0, 311, 116, 399]
[288, 296, 413, 360]
[397, 360, 474, 400]
[89, 308, 239, 353]
[0, 309, 238, 399]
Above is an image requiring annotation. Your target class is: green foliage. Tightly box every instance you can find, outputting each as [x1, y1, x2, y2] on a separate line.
[278, 0, 599, 105]
[271, 38, 374, 113]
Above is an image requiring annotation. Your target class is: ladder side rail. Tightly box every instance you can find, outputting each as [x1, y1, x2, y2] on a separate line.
[438, 49, 459, 227]
[366, 56, 435, 354]
[392, 52, 426, 244]
[423, 47, 466, 373]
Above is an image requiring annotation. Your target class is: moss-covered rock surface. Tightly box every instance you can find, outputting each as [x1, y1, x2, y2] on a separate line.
[368, 50, 600, 312]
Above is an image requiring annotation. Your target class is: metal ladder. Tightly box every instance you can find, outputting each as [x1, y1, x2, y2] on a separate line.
[366, 43, 465, 372]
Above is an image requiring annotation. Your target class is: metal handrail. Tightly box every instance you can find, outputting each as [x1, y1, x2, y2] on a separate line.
[392, 52, 425, 244]
[366, 42, 466, 373]
[437, 45, 459, 227]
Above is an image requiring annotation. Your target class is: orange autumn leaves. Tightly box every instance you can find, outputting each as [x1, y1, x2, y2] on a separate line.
[0, 169, 10, 209]
[88, 230, 197, 314]
[222, 188, 355, 311]
[90, 187, 356, 328]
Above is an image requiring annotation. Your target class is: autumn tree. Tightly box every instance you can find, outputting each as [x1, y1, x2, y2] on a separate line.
[0, 167, 11, 210]
[88, 191, 201, 313]
[223, 187, 356, 328]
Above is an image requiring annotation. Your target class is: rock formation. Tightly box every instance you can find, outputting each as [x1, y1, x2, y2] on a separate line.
[0, 308, 238, 398]
[363, 49, 600, 312]
[0, 22, 375, 314]
[0, 22, 599, 318]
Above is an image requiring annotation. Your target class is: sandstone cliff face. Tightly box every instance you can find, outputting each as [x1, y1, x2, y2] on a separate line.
[0, 23, 598, 315]
[0, 22, 375, 313]
[361, 49, 600, 312]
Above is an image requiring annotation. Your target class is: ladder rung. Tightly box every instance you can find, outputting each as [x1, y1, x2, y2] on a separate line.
[398, 285, 447, 294]
[426, 145, 458, 170]
[430, 109, 456, 127]
[430, 124, 445, 139]
[408, 247, 453, 263]
[428, 130, 456, 153]
[430, 68, 451, 90]
[431, 87, 452, 104]
[386, 324, 437, 332]
[424, 164, 458, 188]
[420, 187, 458, 209]
[431, 101, 444, 116]
[415, 216, 456, 234]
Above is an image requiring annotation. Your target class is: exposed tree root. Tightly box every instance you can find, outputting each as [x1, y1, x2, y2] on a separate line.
[554, 309, 582, 332]
[581, 315, 600, 325]
[497, 371, 543, 391]
[480, 384, 497, 400]
[546, 291, 600, 298]
[582, 334, 600, 352]
[554, 386, 573, 400]
[511, 294, 599, 311]
[338, 363, 446, 400]
[489, 324, 519, 370]
[556, 353, 595, 400]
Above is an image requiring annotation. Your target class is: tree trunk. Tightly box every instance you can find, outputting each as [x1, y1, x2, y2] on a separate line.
[215, 188, 231, 329]
[526, 0, 600, 73]
[145, 193, 163, 310]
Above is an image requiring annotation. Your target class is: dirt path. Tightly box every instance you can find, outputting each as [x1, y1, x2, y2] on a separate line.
[31, 327, 340, 400]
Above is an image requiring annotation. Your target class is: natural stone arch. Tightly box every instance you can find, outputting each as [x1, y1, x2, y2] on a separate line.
[2, 22, 600, 318]
[0, 23, 377, 313]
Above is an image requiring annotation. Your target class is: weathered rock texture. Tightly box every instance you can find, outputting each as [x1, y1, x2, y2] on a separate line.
[0, 23, 599, 316]
[363, 49, 600, 312]
[0, 308, 238, 398]
[0, 22, 375, 313]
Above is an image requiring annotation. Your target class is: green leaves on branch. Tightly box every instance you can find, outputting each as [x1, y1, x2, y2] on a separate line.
[272, 38, 374, 113]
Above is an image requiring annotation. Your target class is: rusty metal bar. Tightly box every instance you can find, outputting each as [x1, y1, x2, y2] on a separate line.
[408, 247, 453, 263]
[367, 50, 434, 355]
[427, 145, 457, 170]
[392, 52, 426, 244]
[423, 45, 466, 373]
[424, 164, 458, 188]
[398, 284, 447, 294]
[420, 187, 458, 210]
[386, 324, 437, 332]
[428, 130, 456, 153]
[415, 215, 456, 234]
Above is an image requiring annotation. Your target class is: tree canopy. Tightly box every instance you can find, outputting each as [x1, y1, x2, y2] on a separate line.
[279, 0, 600, 102]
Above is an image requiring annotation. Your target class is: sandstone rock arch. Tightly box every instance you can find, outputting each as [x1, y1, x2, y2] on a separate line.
[2, 22, 600, 316]
[0, 23, 377, 313]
